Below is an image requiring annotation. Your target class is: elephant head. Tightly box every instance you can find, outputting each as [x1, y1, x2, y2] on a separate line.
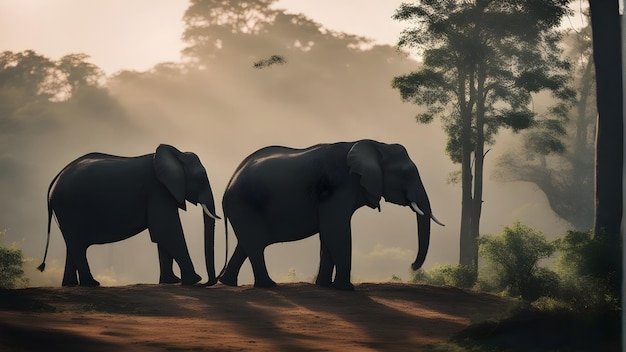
[347, 140, 444, 271]
[153, 144, 221, 285]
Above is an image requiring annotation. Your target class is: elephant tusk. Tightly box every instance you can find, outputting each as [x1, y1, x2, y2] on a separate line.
[202, 204, 221, 220]
[410, 202, 425, 215]
[411, 202, 444, 226]
[431, 214, 445, 227]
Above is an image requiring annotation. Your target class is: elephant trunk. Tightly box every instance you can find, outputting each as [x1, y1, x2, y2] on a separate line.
[199, 186, 220, 286]
[203, 210, 218, 286]
[411, 212, 431, 270]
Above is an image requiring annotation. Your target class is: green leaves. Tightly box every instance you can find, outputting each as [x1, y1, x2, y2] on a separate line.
[392, 0, 573, 161]
[391, 69, 451, 106]
[479, 221, 557, 300]
[0, 230, 26, 289]
[495, 110, 535, 132]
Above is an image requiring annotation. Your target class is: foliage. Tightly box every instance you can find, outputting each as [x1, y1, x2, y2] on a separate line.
[496, 22, 596, 231]
[411, 264, 477, 289]
[553, 230, 621, 312]
[0, 230, 27, 289]
[415, 223, 620, 317]
[462, 228, 622, 352]
[478, 222, 558, 301]
[182, 0, 279, 63]
[391, 0, 573, 162]
[0, 50, 125, 134]
[0, 51, 103, 103]
[391, 0, 574, 270]
[181, 0, 374, 73]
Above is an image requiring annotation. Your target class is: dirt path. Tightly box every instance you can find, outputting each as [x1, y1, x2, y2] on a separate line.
[0, 283, 512, 351]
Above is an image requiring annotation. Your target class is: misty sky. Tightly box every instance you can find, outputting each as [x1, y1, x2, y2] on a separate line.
[0, 1, 579, 287]
[0, 0, 407, 75]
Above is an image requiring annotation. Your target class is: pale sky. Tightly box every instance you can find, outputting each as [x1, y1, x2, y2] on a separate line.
[0, 0, 407, 75]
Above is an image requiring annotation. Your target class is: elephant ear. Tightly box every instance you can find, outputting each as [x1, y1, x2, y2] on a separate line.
[153, 144, 187, 210]
[347, 140, 383, 209]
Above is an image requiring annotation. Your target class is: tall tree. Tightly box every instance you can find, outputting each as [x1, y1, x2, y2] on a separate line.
[587, 0, 622, 310]
[496, 22, 596, 231]
[392, 0, 573, 272]
[588, 0, 623, 238]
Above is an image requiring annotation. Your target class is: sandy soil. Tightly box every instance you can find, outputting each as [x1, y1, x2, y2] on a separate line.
[0, 283, 513, 351]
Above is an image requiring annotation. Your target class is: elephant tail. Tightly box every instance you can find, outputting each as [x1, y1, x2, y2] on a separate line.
[37, 210, 52, 272]
[38, 167, 63, 272]
[216, 213, 229, 279]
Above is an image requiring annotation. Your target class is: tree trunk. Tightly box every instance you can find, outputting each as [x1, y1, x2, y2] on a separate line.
[469, 64, 487, 274]
[459, 142, 474, 267]
[589, 0, 623, 238]
[468, 152, 483, 271]
[458, 67, 475, 268]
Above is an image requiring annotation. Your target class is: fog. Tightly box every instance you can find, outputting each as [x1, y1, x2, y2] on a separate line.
[1, 3, 570, 287]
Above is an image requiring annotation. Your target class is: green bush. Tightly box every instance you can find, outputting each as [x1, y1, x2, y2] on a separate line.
[554, 230, 621, 312]
[0, 230, 27, 289]
[411, 264, 477, 289]
[410, 223, 620, 315]
[478, 221, 557, 300]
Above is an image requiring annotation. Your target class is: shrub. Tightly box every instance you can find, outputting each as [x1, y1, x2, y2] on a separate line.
[554, 230, 621, 312]
[478, 221, 557, 300]
[411, 264, 477, 289]
[0, 230, 27, 289]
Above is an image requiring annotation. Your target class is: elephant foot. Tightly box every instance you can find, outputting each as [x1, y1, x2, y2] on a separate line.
[62, 278, 79, 287]
[253, 279, 277, 289]
[315, 278, 332, 288]
[79, 278, 101, 287]
[218, 276, 238, 287]
[159, 274, 181, 284]
[181, 273, 202, 285]
[204, 277, 219, 286]
[330, 281, 355, 291]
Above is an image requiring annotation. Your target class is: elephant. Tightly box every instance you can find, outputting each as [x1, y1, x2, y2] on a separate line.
[218, 139, 444, 291]
[37, 144, 221, 287]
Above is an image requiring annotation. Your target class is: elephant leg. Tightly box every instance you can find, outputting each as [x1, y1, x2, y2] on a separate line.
[62, 248, 79, 286]
[149, 208, 201, 286]
[229, 214, 276, 288]
[158, 244, 181, 284]
[319, 204, 354, 291]
[66, 242, 99, 287]
[219, 244, 247, 286]
[315, 239, 334, 287]
[248, 247, 276, 288]
[159, 241, 201, 285]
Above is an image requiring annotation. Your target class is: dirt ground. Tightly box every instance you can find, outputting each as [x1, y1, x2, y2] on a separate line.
[0, 283, 514, 351]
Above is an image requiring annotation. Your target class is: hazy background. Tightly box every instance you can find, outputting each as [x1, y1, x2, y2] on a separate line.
[0, 0, 572, 286]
